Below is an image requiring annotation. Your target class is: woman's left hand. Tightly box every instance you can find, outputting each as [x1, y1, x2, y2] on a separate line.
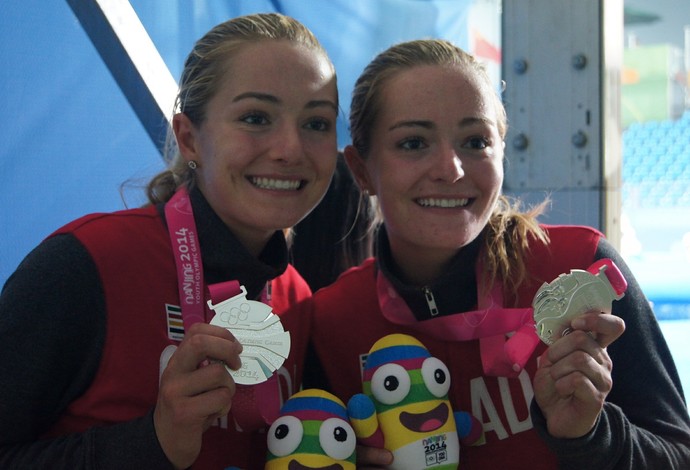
[533, 311, 626, 438]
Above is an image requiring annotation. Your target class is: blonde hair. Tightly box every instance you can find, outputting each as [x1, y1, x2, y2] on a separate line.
[146, 13, 335, 204]
[349, 39, 548, 300]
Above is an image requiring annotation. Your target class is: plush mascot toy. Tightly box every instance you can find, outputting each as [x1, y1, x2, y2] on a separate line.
[265, 388, 357, 470]
[347, 333, 483, 469]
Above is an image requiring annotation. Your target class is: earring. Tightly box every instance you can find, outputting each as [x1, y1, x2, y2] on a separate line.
[187, 160, 198, 170]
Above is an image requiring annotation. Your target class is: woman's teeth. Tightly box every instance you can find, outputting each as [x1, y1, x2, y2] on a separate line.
[417, 197, 469, 208]
[250, 177, 302, 190]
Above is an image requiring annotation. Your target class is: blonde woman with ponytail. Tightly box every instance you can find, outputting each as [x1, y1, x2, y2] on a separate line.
[0, 13, 338, 469]
[305, 39, 690, 469]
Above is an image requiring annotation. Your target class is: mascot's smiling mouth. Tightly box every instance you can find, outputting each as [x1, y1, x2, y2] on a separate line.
[399, 402, 449, 433]
[288, 461, 342, 470]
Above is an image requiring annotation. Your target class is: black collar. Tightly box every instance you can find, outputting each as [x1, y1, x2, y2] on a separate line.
[376, 225, 483, 320]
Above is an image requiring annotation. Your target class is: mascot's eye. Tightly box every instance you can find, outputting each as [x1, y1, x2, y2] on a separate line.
[421, 357, 451, 398]
[385, 376, 399, 391]
[319, 417, 356, 461]
[371, 363, 411, 405]
[267, 415, 303, 457]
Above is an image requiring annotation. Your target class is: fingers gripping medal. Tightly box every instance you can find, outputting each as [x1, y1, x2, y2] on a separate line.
[208, 285, 290, 385]
[533, 259, 628, 345]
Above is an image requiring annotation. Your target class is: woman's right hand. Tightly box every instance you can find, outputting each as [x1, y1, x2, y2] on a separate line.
[153, 322, 243, 469]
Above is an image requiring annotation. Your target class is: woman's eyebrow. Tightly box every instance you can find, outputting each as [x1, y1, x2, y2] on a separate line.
[388, 116, 496, 132]
[458, 116, 496, 129]
[233, 91, 279, 103]
[306, 99, 339, 113]
[233, 92, 337, 113]
[388, 120, 434, 131]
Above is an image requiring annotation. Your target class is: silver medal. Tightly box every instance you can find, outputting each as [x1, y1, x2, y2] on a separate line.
[209, 285, 290, 385]
[533, 261, 626, 345]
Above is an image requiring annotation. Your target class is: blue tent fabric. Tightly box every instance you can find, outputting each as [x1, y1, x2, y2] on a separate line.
[1, 1, 162, 285]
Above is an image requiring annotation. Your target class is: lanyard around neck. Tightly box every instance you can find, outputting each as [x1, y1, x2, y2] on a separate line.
[164, 188, 271, 330]
[165, 187, 207, 330]
[377, 262, 540, 377]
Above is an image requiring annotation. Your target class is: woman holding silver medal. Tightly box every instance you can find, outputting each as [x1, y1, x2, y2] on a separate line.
[304, 38, 690, 468]
[0, 13, 338, 469]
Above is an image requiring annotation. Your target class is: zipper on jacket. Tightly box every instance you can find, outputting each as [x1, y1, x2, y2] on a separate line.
[422, 286, 439, 316]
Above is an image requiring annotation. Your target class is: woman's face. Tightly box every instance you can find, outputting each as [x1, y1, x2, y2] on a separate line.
[349, 64, 504, 281]
[174, 40, 338, 255]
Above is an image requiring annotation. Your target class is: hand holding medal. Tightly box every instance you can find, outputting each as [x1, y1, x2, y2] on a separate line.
[532, 259, 629, 439]
[208, 284, 291, 385]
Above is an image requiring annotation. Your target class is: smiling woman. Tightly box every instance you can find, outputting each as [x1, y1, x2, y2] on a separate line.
[0, 12, 339, 470]
[303, 38, 690, 469]
[346, 63, 504, 286]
